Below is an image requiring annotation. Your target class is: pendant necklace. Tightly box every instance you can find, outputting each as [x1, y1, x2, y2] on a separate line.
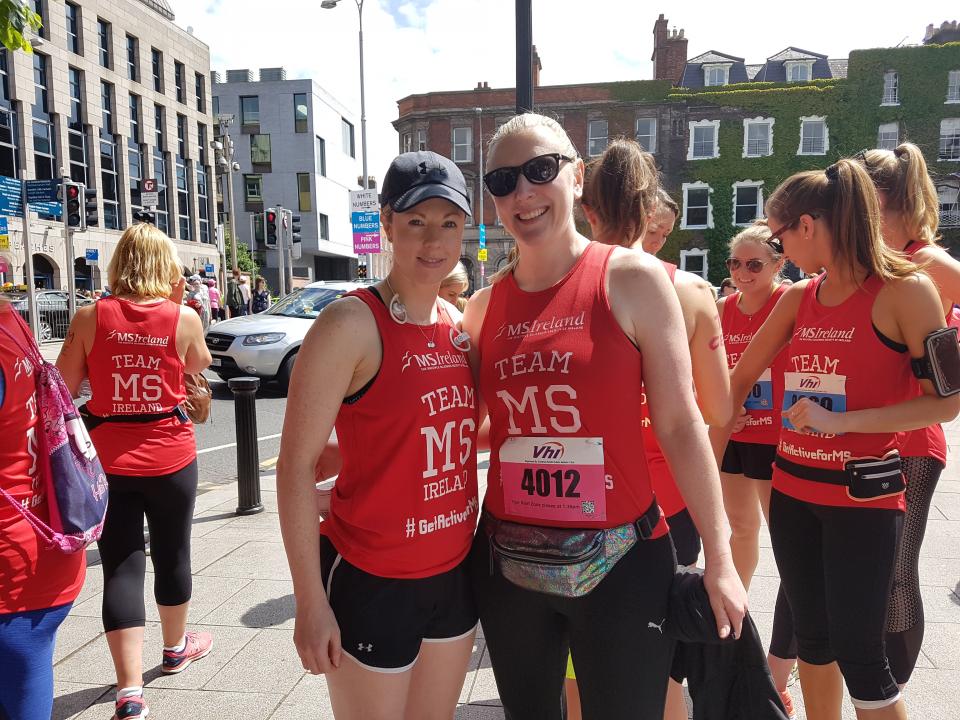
[384, 277, 439, 349]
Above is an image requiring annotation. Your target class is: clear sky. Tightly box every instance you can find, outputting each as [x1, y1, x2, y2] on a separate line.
[172, 0, 953, 183]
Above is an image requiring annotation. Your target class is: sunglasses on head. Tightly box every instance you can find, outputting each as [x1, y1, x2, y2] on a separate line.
[725, 257, 770, 273]
[766, 212, 822, 254]
[483, 153, 576, 197]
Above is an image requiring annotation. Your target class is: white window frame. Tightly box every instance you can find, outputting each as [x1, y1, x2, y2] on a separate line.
[702, 64, 730, 87]
[798, 116, 829, 156]
[680, 182, 713, 230]
[940, 118, 960, 161]
[882, 71, 899, 106]
[687, 119, 720, 160]
[402, 132, 412, 153]
[937, 181, 960, 228]
[877, 122, 899, 150]
[785, 60, 814, 82]
[635, 117, 657, 153]
[417, 128, 427, 151]
[588, 119, 608, 157]
[680, 248, 709, 280]
[948, 71, 960, 104]
[742, 117, 774, 158]
[451, 126, 472, 163]
[731, 181, 764, 227]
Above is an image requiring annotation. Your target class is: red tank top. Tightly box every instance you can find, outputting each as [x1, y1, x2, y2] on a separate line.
[86, 297, 195, 476]
[899, 241, 948, 463]
[642, 262, 686, 517]
[773, 274, 912, 510]
[722, 285, 790, 446]
[0, 305, 85, 613]
[321, 289, 478, 579]
[479, 242, 667, 535]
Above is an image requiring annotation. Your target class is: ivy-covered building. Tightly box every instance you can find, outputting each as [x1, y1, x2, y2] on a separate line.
[392, 15, 960, 286]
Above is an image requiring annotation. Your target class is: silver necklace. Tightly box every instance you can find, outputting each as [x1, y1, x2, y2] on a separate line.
[384, 277, 439, 348]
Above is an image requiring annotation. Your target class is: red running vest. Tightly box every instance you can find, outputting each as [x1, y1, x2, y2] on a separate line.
[722, 285, 790, 446]
[0, 305, 85, 613]
[898, 241, 951, 463]
[479, 242, 667, 535]
[641, 262, 686, 517]
[772, 274, 912, 510]
[321, 289, 478, 579]
[86, 297, 195, 476]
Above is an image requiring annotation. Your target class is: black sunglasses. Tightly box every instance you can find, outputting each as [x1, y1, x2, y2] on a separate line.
[726, 257, 770, 273]
[483, 153, 576, 197]
[767, 212, 822, 254]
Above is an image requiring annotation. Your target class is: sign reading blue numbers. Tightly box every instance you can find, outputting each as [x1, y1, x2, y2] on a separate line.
[744, 368, 774, 411]
[782, 372, 847, 434]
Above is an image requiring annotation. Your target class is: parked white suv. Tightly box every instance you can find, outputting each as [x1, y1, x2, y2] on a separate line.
[204, 280, 373, 391]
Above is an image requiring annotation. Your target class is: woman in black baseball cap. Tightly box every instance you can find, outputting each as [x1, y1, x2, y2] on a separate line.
[277, 151, 480, 718]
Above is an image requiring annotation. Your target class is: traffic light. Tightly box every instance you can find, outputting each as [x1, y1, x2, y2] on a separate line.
[133, 210, 155, 224]
[60, 182, 83, 229]
[264, 208, 278, 248]
[290, 214, 301, 245]
[84, 187, 99, 228]
[357, 263, 367, 279]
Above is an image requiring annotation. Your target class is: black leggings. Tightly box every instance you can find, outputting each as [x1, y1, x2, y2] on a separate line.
[885, 455, 943, 685]
[769, 490, 902, 706]
[470, 523, 676, 720]
[99, 460, 198, 632]
[769, 584, 798, 661]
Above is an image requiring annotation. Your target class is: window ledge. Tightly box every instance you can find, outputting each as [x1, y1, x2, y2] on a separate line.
[690, 155, 719, 161]
[946, 99, 960, 105]
[797, 151, 827, 156]
[937, 157, 960, 162]
[880, 101, 900, 107]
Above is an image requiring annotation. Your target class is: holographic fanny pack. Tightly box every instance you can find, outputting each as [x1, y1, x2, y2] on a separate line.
[484, 500, 661, 598]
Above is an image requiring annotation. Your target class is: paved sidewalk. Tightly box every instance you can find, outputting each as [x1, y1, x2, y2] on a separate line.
[52, 429, 960, 719]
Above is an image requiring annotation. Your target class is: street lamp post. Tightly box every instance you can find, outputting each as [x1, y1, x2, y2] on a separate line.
[475, 107, 484, 285]
[322, 0, 370, 274]
[214, 115, 239, 273]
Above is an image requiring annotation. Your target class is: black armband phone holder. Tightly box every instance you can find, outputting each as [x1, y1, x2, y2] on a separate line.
[911, 326, 960, 397]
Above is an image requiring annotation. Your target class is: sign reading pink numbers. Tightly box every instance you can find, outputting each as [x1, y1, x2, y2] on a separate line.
[499, 437, 607, 523]
[349, 189, 381, 254]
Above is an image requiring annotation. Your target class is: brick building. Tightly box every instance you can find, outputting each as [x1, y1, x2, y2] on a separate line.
[392, 14, 960, 287]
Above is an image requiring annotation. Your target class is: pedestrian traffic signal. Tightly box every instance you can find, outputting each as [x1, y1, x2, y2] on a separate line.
[61, 181, 83, 229]
[290, 214, 301, 244]
[265, 208, 278, 248]
[357, 264, 367, 279]
[84, 187, 99, 228]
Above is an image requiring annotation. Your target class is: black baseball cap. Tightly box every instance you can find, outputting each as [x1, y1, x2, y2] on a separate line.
[380, 151, 472, 216]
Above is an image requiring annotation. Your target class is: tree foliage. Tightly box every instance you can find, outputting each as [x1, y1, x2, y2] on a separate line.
[0, 1, 41, 54]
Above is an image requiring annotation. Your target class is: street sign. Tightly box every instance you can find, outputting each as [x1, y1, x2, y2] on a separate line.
[26, 179, 58, 203]
[204, 263, 214, 273]
[349, 189, 381, 254]
[478, 248, 488, 261]
[0, 216, 7, 250]
[141, 178, 158, 208]
[478, 223, 486, 249]
[85, 248, 98, 265]
[0, 176, 61, 217]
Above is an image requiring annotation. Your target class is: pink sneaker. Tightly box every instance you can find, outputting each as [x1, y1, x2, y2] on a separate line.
[161, 630, 213, 674]
[113, 695, 148, 719]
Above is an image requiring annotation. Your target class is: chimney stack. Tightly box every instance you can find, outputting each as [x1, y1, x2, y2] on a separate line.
[651, 15, 688, 84]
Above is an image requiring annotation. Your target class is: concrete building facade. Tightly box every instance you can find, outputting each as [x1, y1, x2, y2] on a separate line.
[212, 69, 360, 289]
[0, 0, 218, 291]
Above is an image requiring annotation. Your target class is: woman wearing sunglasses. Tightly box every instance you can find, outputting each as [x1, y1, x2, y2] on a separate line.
[855, 143, 960, 689]
[578, 138, 732, 720]
[717, 222, 798, 716]
[715, 159, 960, 720]
[462, 113, 746, 719]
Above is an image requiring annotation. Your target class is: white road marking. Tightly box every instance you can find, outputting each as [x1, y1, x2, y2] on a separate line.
[197, 432, 282, 455]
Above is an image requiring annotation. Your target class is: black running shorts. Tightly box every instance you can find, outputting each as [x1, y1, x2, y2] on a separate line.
[721, 440, 777, 481]
[319, 535, 478, 672]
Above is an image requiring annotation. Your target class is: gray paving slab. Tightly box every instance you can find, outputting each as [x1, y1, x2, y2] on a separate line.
[71, 687, 284, 720]
[198, 578, 295, 629]
[54, 614, 104, 664]
[203, 628, 305, 695]
[745, 574, 782, 614]
[147, 623, 261, 691]
[73, 559, 103, 606]
[466, 646, 502, 706]
[455, 705, 506, 719]
[901, 668, 957, 720]
[267, 673, 334, 720]
[52, 681, 112, 720]
[919, 585, 960, 622]
[190, 534, 249, 573]
[197, 541, 291, 581]
[458, 637, 487, 704]
[915, 622, 960, 669]
[190, 508, 240, 538]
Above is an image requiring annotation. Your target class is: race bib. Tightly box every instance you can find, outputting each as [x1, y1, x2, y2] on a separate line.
[744, 368, 774, 411]
[782, 372, 847, 434]
[499, 436, 606, 522]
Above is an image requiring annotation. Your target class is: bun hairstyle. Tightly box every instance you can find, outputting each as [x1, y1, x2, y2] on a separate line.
[729, 219, 781, 261]
[765, 159, 917, 283]
[487, 113, 579, 282]
[581, 138, 659, 247]
[656, 187, 679, 217]
[855, 142, 940, 245]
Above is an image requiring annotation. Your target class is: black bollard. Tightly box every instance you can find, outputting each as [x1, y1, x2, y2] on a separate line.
[228, 376, 264, 516]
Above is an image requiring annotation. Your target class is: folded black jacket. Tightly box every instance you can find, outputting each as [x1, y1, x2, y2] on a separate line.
[667, 568, 790, 720]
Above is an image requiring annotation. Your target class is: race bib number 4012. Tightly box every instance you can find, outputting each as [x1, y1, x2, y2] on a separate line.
[782, 372, 847, 433]
[499, 436, 606, 522]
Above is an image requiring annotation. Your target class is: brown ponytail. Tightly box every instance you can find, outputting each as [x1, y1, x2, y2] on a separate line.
[765, 159, 917, 282]
[856, 143, 940, 245]
[580, 138, 659, 247]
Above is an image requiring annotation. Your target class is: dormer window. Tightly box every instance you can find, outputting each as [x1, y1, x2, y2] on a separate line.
[785, 60, 814, 82]
[703, 64, 730, 87]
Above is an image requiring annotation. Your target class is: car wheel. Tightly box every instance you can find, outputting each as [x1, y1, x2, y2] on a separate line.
[278, 352, 298, 393]
[38, 320, 53, 342]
